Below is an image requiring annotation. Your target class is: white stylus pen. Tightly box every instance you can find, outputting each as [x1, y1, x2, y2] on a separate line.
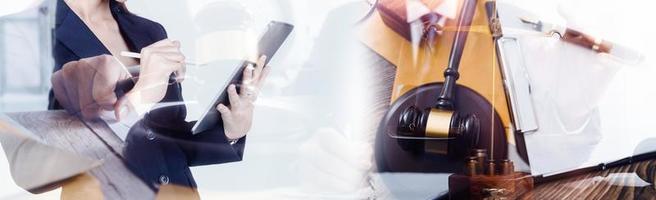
[120, 51, 201, 66]
[119, 51, 197, 81]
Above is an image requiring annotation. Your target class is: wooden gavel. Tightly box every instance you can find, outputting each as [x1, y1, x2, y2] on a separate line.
[396, 0, 481, 153]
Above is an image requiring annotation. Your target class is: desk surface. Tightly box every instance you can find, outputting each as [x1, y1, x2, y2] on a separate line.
[5, 111, 155, 199]
[524, 159, 656, 199]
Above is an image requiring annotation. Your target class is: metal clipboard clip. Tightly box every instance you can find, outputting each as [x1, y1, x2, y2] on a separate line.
[496, 38, 538, 133]
[486, 1, 538, 134]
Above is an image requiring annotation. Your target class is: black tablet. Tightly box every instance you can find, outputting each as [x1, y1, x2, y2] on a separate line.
[191, 21, 294, 134]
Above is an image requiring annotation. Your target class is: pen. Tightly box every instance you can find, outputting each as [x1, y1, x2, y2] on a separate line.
[519, 17, 644, 64]
[118, 51, 183, 82]
[120, 51, 201, 66]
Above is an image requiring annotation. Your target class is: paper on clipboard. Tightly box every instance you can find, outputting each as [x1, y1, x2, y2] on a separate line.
[496, 0, 656, 176]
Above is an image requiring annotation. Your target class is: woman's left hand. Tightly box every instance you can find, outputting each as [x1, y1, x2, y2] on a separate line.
[216, 55, 270, 140]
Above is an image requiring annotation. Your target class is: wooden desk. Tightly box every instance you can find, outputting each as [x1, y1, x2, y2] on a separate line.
[524, 159, 656, 199]
[4, 111, 155, 199]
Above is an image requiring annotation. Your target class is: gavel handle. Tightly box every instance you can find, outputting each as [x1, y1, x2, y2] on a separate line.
[561, 28, 613, 53]
[435, 0, 478, 110]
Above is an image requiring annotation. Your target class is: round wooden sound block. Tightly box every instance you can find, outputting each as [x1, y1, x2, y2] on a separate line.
[376, 83, 507, 173]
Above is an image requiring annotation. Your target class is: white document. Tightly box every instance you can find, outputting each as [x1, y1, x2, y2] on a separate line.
[497, 0, 656, 176]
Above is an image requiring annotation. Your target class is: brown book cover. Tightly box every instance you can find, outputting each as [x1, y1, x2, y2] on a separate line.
[377, 0, 413, 40]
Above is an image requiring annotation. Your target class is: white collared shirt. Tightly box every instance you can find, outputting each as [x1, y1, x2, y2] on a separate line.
[406, 0, 458, 24]
[406, 0, 458, 41]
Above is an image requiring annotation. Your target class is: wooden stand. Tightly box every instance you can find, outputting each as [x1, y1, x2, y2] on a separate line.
[448, 149, 533, 199]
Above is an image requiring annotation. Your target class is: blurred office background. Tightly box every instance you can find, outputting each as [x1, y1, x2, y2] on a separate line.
[0, 0, 54, 112]
[0, 1, 60, 199]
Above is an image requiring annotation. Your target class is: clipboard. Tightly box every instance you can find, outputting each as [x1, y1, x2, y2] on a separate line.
[490, 1, 656, 178]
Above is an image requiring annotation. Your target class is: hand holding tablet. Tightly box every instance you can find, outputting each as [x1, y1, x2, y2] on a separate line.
[217, 55, 270, 140]
[192, 21, 294, 135]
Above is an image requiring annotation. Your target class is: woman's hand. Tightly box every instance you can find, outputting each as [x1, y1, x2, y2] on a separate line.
[116, 39, 186, 117]
[216, 55, 270, 140]
[51, 55, 131, 120]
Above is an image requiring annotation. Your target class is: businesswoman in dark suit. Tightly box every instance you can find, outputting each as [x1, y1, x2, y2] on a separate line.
[49, 0, 268, 189]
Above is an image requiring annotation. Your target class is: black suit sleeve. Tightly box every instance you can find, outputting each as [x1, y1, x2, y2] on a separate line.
[181, 121, 246, 166]
[144, 118, 246, 167]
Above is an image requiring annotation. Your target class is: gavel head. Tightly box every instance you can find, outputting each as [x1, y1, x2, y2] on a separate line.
[397, 106, 480, 156]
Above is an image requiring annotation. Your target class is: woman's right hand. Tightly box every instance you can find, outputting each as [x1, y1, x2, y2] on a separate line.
[51, 54, 130, 120]
[52, 39, 185, 121]
[116, 39, 186, 117]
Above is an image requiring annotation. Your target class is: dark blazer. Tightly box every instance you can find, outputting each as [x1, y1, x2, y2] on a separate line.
[51, 0, 245, 189]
